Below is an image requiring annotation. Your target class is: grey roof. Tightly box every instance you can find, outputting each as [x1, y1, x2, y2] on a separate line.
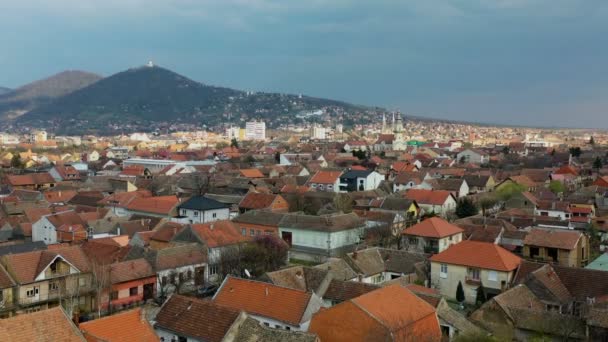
[340, 170, 373, 179]
[179, 195, 229, 211]
[378, 198, 417, 211]
[314, 258, 358, 281]
[345, 247, 427, 277]
[279, 212, 364, 232]
[232, 210, 287, 226]
[0, 241, 47, 257]
[230, 316, 318, 342]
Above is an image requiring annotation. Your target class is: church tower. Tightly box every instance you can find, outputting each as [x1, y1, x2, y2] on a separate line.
[393, 112, 407, 151]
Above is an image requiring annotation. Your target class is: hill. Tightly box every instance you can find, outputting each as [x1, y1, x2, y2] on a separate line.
[0, 87, 10, 95]
[0, 71, 102, 120]
[17, 65, 369, 134]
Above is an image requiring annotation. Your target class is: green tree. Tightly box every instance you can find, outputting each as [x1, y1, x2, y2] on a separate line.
[476, 282, 487, 306]
[456, 281, 465, 304]
[593, 157, 603, 170]
[479, 196, 498, 216]
[230, 138, 239, 148]
[548, 180, 566, 194]
[456, 197, 479, 218]
[496, 182, 526, 201]
[10, 154, 23, 169]
[569, 147, 582, 158]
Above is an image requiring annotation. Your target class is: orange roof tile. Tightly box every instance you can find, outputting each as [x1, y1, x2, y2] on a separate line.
[0, 307, 85, 341]
[126, 196, 179, 215]
[308, 170, 342, 184]
[79, 308, 158, 342]
[238, 192, 282, 210]
[214, 277, 312, 326]
[402, 217, 463, 238]
[239, 168, 265, 178]
[7, 173, 55, 186]
[190, 221, 250, 248]
[430, 240, 521, 272]
[523, 228, 583, 250]
[404, 189, 453, 205]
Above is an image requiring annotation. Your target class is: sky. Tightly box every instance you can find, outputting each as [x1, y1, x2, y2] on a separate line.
[1, 0, 607, 128]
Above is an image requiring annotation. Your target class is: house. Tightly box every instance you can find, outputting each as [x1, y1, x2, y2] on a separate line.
[0, 264, 16, 318]
[177, 196, 230, 224]
[309, 285, 442, 342]
[306, 170, 343, 192]
[79, 308, 159, 342]
[124, 195, 180, 218]
[338, 169, 384, 192]
[278, 213, 366, 261]
[232, 210, 285, 236]
[321, 279, 378, 306]
[593, 176, 608, 188]
[462, 174, 495, 194]
[0, 306, 86, 341]
[430, 241, 521, 304]
[345, 247, 428, 285]
[49, 165, 81, 182]
[96, 258, 156, 313]
[148, 221, 186, 250]
[238, 192, 289, 213]
[373, 134, 394, 151]
[0, 246, 94, 316]
[402, 217, 464, 254]
[223, 314, 318, 342]
[343, 141, 367, 152]
[262, 266, 332, 296]
[456, 149, 489, 164]
[6, 173, 56, 190]
[171, 221, 251, 283]
[239, 168, 265, 179]
[534, 200, 571, 220]
[370, 198, 420, 222]
[154, 294, 241, 342]
[403, 189, 457, 217]
[213, 276, 324, 331]
[393, 172, 425, 192]
[522, 228, 590, 267]
[32, 210, 88, 245]
[496, 175, 539, 192]
[147, 244, 207, 299]
[432, 178, 469, 198]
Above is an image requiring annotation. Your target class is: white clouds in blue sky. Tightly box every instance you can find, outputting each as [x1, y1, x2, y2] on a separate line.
[1, 0, 607, 127]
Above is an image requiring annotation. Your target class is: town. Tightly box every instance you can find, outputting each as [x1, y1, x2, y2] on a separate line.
[0, 114, 605, 341]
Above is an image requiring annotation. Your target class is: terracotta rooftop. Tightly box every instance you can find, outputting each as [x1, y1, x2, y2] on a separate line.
[155, 294, 240, 342]
[7, 173, 55, 186]
[239, 169, 265, 178]
[213, 277, 312, 326]
[404, 189, 453, 205]
[239, 192, 283, 210]
[189, 220, 251, 248]
[402, 217, 463, 238]
[126, 196, 179, 215]
[308, 170, 343, 184]
[523, 228, 583, 250]
[79, 308, 158, 342]
[430, 240, 521, 272]
[0, 307, 85, 341]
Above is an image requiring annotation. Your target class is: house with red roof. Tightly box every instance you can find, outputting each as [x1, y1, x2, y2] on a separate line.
[124, 196, 180, 218]
[522, 228, 589, 267]
[79, 307, 159, 341]
[306, 170, 343, 192]
[309, 284, 442, 341]
[32, 210, 88, 245]
[6, 173, 56, 191]
[593, 176, 608, 188]
[96, 258, 156, 313]
[49, 165, 81, 182]
[238, 192, 289, 213]
[403, 189, 457, 217]
[430, 241, 521, 304]
[213, 276, 324, 331]
[402, 217, 464, 254]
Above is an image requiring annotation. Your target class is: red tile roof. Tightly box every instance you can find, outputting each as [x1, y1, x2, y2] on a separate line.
[0, 307, 85, 341]
[430, 240, 521, 272]
[404, 189, 453, 205]
[126, 196, 179, 215]
[190, 221, 251, 248]
[239, 192, 282, 210]
[7, 173, 55, 186]
[523, 228, 583, 250]
[308, 170, 342, 184]
[239, 169, 265, 178]
[402, 217, 463, 238]
[214, 277, 312, 326]
[79, 308, 158, 342]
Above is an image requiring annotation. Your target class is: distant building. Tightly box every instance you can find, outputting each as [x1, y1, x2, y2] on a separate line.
[225, 126, 240, 140]
[311, 125, 327, 140]
[245, 121, 266, 140]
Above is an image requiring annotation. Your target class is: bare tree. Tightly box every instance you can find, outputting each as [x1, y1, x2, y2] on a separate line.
[90, 261, 111, 318]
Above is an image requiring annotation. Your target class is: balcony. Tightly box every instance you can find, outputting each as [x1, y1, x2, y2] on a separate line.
[465, 276, 482, 286]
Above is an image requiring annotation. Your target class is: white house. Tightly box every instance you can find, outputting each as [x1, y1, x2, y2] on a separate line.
[338, 169, 385, 192]
[176, 196, 230, 224]
[456, 149, 489, 164]
[278, 213, 365, 262]
[148, 244, 207, 298]
[32, 210, 88, 245]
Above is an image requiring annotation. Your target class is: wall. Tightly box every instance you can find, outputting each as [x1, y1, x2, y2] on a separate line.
[179, 208, 229, 224]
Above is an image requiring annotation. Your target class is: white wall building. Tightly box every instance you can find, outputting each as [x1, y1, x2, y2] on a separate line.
[245, 121, 266, 141]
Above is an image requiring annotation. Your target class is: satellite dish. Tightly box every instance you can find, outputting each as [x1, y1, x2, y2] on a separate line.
[244, 269, 251, 278]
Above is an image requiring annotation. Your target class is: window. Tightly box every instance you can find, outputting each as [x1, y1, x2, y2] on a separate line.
[111, 291, 119, 300]
[468, 268, 480, 280]
[187, 270, 192, 279]
[212, 213, 217, 218]
[286, 327, 291, 331]
[241, 228, 246, 236]
[409, 237, 417, 245]
[256, 230, 261, 236]
[49, 282, 59, 292]
[26, 287, 39, 297]
[488, 271, 498, 282]
[264, 322, 270, 327]
[129, 287, 138, 296]
[209, 264, 218, 276]
[275, 325, 281, 329]
[79, 277, 86, 287]
[181, 209, 186, 216]
[250, 229, 255, 236]
[79, 296, 86, 307]
[194, 211, 199, 216]
[440, 264, 448, 279]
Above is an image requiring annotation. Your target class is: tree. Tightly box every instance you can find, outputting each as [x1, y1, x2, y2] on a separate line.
[274, 151, 281, 164]
[589, 136, 595, 145]
[352, 150, 366, 160]
[593, 157, 603, 170]
[456, 197, 479, 218]
[241, 235, 289, 276]
[569, 147, 582, 158]
[456, 281, 465, 304]
[230, 138, 239, 148]
[10, 154, 23, 169]
[475, 282, 487, 306]
[548, 180, 566, 194]
[478, 196, 498, 217]
[502, 146, 510, 155]
[333, 193, 353, 213]
[496, 182, 525, 201]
